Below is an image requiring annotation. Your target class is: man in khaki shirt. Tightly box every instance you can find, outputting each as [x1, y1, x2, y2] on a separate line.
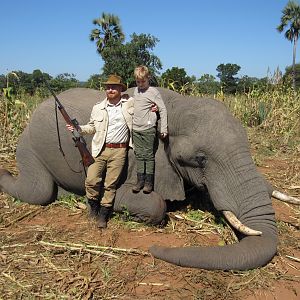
[67, 75, 133, 228]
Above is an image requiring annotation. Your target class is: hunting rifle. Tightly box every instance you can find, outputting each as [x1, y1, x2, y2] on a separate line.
[45, 82, 95, 168]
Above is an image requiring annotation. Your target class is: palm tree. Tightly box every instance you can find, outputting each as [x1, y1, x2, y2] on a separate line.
[90, 13, 125, 55]
[277, 0, 300, 90]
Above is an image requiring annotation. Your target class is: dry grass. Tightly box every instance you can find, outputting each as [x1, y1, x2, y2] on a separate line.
[0, 148, 299, 299]
[0, 192, 299, 299]
[0, 92, 42, 154]
[218, 84, 300, 154]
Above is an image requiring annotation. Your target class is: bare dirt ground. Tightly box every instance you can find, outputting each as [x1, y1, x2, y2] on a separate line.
[0, 146, 299, 299]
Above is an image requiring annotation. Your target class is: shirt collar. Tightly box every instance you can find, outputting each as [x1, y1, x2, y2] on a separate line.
[107, 100, 121, 107]
[106, 96, 129, 107]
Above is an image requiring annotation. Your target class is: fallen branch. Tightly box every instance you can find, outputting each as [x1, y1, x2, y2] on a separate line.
[286, 255, 300, 263]
[288, 185, 300, 190]
[1, 207, 45, 228]
[38, 240, 118, 258]
[39, 240, 149, 257]
[0, 243, 31, 249]
[138, 282, 170, 287]
[2, 272, 32, 289]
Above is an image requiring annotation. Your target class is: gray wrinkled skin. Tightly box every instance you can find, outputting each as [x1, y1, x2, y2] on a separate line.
[0, 87, 278, 271]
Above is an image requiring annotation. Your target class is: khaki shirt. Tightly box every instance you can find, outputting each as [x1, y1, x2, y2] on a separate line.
[80, 96, 134, 157]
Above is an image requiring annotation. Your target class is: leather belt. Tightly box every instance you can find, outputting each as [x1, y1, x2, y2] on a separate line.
[105, 143, 128, 148]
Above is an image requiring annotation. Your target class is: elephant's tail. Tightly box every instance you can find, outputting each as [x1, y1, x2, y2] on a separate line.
[149, 235, 278, 270]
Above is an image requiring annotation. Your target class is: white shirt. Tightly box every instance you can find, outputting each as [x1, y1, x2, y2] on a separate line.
[105, 100, 129, 143]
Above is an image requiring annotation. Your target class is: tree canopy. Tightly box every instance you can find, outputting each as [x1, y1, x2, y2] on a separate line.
[216, 63, 241, 94]
[0, 70, 80, 97]
[284, 62, 300, 86]
[277, 0, 300, 90]
[101, 33, 162, 87]
[161, 67, 194, 91]
[90, 13, 125, 55]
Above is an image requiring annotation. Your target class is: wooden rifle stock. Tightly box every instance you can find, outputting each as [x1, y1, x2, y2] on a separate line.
[45, 82, 95, 167]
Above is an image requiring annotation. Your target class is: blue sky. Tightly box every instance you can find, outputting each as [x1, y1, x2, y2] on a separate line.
[0, 0, 295, 81]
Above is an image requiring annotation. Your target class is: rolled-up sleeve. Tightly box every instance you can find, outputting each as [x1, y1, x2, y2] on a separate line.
[80, 110, 97, 135]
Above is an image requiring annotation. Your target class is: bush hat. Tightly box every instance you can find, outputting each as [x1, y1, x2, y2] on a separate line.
[103, 74, 127, 92]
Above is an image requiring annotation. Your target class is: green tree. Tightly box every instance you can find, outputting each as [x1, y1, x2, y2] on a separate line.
[277, 0, 300, 90]
[50, 73, 79, 93]
[198, 74, 220, 95]
[101, 33, 162, 87]
[32, 69, 52, 89]
[0, 71, 79, 96]
[0, 74, 6, 91]
[90, 12, 125, 54]
[8, 71, 31, 95]
[161, 67, 193, 91]
[86, 74, 106, 90]
[216, 63, 241, 94]
[283, 63, 300, 87]
[236, 75, 261, 93]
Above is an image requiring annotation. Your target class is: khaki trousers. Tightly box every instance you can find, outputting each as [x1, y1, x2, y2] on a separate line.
[85, 147, 127, 207]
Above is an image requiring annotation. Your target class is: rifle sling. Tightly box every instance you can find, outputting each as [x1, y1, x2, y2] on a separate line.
[54, 101, 86, 175]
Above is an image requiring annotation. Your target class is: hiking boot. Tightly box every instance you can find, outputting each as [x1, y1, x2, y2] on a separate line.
[143, 174, 154, 194]
[86, 198, 100, 219]
[132, 173, 145, 193]
[97, 206, 111, 229]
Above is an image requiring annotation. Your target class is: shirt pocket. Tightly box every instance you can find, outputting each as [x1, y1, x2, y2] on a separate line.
[93, 113, 105, 132]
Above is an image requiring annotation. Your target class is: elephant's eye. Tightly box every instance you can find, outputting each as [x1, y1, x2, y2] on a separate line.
[196, 153, 207, 168]
[177, 152, 207, 168]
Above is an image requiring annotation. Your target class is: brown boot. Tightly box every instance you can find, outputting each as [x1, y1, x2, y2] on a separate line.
[132, 173, 145, 193]
[143, 174, 154, 194]
[97, 206, 111, 228]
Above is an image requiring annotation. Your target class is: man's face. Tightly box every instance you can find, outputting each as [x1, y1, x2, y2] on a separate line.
[136, 77, 149, 90]
[105, 85, 122, 101]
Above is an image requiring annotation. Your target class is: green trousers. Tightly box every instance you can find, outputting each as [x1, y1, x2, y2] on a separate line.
[132, 127, 156, 175]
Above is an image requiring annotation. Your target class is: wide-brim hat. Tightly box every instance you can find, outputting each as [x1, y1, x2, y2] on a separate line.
[103, 74, 127, 92]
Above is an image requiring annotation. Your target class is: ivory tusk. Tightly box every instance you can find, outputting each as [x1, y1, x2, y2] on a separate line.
[223, 211, 262, 236]
[272, 190, 300, 205]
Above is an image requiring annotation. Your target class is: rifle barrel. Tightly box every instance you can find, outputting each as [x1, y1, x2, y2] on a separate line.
[43, 79, 95, 168]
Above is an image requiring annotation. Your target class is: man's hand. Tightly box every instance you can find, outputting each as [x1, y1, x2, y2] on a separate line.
[151, 103, 158, 112]
[66, 124, 75, 132]
[122, 93, 130, 100]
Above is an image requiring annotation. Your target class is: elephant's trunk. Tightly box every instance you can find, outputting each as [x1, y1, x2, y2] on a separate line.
[0, 169, 16, 196]
[149, 234, 278, 270]
[0, 166, 57, 205]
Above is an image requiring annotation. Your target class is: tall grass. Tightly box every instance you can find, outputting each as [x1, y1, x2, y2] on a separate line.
[163, 80, 299, 152]
[0, 82, 299, 156]
[0, 90, 44, 154]
[218, 83, 300, 150]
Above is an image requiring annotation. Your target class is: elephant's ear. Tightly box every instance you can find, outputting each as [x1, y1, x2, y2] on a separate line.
[154, 141, 185, 201]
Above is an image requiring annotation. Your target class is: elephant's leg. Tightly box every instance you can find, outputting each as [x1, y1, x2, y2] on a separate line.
[0, 147, 57, 205]
[113, 184, 166, 225]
